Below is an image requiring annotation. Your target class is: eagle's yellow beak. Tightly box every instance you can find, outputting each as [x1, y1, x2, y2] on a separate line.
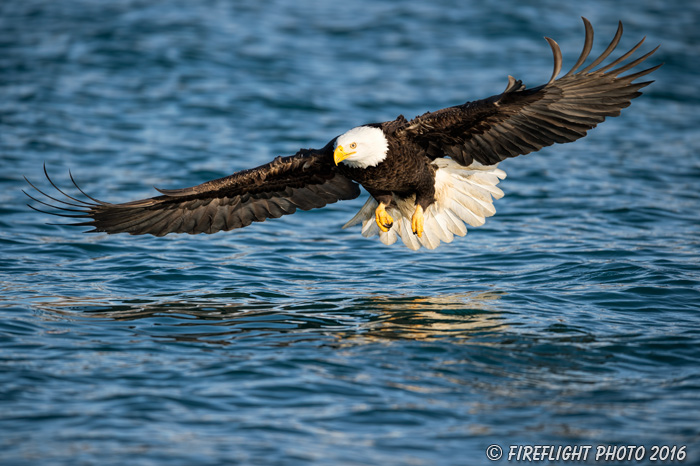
[334, 145, 355, 165]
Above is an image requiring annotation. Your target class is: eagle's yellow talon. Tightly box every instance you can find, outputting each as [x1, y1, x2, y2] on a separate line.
[412, 205, 424, 237]
[375, 203, 393, 232]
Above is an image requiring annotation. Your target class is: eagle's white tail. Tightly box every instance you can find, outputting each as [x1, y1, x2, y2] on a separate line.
[343, 159, 506, 250]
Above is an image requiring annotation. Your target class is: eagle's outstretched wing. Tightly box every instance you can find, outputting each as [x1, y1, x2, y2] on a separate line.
[25, 141, 360, 236]
[398, 18, 661, 166]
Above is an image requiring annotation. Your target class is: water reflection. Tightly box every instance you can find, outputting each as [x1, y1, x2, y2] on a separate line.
[32, 291, 507, 345]
[343, 293, 507, 343]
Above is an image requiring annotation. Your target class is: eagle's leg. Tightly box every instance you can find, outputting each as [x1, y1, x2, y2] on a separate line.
[411, 205, 424, 237]
[375, 202, 394, 232]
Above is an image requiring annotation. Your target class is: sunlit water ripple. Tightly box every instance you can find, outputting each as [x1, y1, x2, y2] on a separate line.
[1, 0, 699, 465]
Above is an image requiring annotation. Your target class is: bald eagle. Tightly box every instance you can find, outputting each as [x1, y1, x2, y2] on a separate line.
[26, 18, 659, 250]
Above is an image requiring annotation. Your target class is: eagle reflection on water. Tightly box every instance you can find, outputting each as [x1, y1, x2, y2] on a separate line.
[34, 292, 505, 345]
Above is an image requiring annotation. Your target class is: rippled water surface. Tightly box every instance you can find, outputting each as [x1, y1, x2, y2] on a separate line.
[2, 1, 699, 465]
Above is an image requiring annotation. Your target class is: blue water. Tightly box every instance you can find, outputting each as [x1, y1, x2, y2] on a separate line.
[2, 1, 699, 465]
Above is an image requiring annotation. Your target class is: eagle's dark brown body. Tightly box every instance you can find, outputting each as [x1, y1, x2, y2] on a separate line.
[337, 120, 438, 211]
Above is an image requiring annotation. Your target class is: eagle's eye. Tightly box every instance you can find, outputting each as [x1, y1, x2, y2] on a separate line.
[349, 142, 357, 149]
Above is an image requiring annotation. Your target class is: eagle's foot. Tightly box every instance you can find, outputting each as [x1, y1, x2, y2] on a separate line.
[375, 203, 394, 232]
[412, 205, 424, 237]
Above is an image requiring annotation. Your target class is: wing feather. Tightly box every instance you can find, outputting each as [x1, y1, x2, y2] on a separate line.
[397, 17, 660, 166]
[26, 142, 360, 236]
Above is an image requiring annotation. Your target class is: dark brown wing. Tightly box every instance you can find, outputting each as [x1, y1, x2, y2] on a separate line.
[397, 18, 661, 166]
[25, 140, 360, 236]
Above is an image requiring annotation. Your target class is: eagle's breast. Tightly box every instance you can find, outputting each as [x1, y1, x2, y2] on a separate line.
[338, 135, 433, 199]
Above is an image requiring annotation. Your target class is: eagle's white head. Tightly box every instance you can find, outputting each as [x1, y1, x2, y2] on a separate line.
[333, 126, 389, 169]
